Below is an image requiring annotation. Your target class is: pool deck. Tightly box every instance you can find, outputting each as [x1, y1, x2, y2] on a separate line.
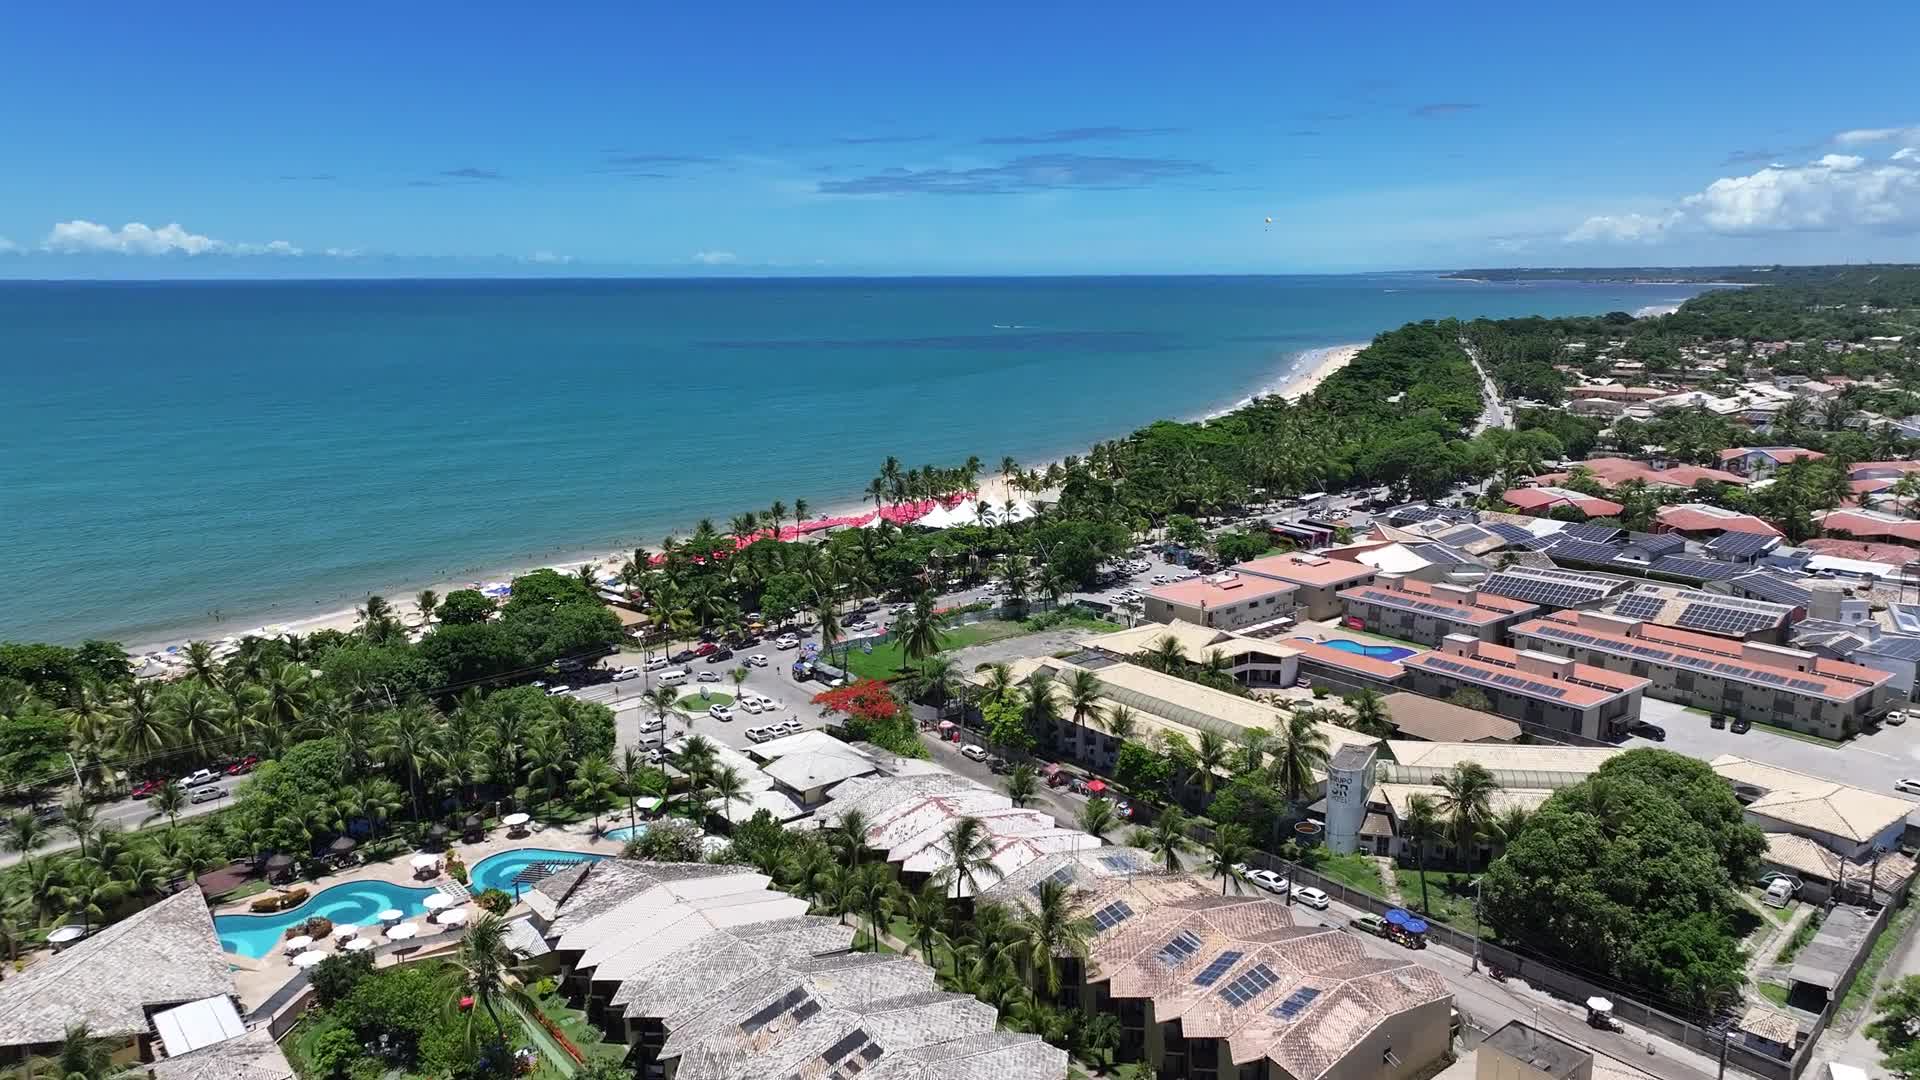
[225, 823, 624, 1010]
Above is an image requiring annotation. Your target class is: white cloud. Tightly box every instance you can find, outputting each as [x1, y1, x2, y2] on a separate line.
[1564, 211, 1678, 244]
[1835, 125, 1920, 146]
[1895, 148, 1920, 163]
[323, 247, 364, 258]
[691, 250, 738, 265]
[527, 250, 573, 265]
[1566, 148, 1920, 243]
[41, 219, 305, 257]
[0, 236, 16, 254]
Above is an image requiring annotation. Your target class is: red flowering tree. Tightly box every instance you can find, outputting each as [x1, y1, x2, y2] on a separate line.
[811, 679, 922, 757]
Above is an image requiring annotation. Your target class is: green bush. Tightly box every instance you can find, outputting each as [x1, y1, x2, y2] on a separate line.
[304, 1019, 361, 1080]
[474, 888, 513, 914]
[308, 950, 373, 1007]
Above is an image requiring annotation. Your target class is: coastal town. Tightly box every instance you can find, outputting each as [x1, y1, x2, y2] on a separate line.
[10, 265, 1920, 1080]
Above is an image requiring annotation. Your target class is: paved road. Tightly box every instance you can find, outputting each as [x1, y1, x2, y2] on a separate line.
[1462, 340, 1511, 432]
[0, 773, 242, 869]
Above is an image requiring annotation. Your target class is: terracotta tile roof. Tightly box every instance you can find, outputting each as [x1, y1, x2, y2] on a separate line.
[1817, 509, 1920, 544]
[1534, 457, 1745, 489]
[1147, 573, 1297, 610]
[1802, 537, 1920, 564]
[1654, 504, 1782, 537]
[1713, 756, 1917, 844]
[1718, 447, 1824, 466]
[1503, 487, 1624, 518]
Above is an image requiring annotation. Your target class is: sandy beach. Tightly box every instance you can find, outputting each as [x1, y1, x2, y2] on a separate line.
[125, 342, 1368, 658]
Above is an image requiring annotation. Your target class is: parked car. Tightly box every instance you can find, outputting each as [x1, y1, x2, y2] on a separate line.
[638, 717, 665, 734]
[545, 685, 572, 697]
[1897, 778, 1920, 796]
[225, 756, 259, 776]
[775, 635, 800, 650]
[774, 719, 803, 737]
[1626, 721, 1666, 742]
[961, 744, 989, 762]
[669, 649, 697, 663]
[657, 669, 690, 686]
[130, 779, 163, 799]
[1290, 886, 1330, 910]
[746, 654, 770, 668]
[746, 726, 773, 743]
[706, 647, 735, 663]
[611, 666, 640, 682]
[1246, 869, 1288, 895]
[697, 670, 721, 683]
[190, 785, 224, 805]
[1349, 913, 1388, 937]
[692, 642, 718, 657]
[1889, 710, 1910, 726]
[1709, 713, 1727, 729]
[181, 768, 217, 787]
[646, 655, 673, 671]
[742, 698, 764, 714]
[709, 704, 735, 721]
[1730, 716, 1752, 734]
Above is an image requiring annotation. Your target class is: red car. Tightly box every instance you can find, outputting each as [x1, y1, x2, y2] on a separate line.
[226, 756, 260, 776]
[692, 642, 718, 656]
[130, 779, 163, 799]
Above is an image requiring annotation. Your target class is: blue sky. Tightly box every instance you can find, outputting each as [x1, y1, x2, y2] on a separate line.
[4, 0, 1918, 276]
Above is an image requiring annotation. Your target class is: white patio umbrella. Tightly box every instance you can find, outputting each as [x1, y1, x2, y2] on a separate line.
[282, 935, 314, 954]
[501, 812, 531, 827]
[423, 893, 456, 912]
[342, 937, 374, 952]
[409, 853, 440, 870]
[333, 924, 359, 940]
[435, 907, 470, 927]
[376, 908, 404, 924]
[386, 922, 419, 941]
[292, 950, 328, 968]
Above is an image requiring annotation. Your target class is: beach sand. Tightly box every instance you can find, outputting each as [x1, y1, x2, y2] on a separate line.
[127, 342, 1368, 658]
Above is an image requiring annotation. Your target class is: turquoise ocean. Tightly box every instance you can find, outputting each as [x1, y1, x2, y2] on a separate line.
[2, 275, 1710, 646]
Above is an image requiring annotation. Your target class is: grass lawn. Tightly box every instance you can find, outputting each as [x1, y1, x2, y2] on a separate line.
[530, 987, 629, 1071]
[1756, 982, 1791, 1007]
[842, 620, 1031, 680]
[212, 878, 271, 904]
[1304, 851, 1388, 896]
[674, 690, 734, 708]
[1396, 869, 1489, 937]
[1748, 720, 1847, 748]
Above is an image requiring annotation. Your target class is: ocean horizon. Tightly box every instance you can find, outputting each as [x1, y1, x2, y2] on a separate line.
[5, 273, 1711, 647]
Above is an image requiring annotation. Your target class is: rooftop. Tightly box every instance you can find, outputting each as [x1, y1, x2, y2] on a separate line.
[1379, 692, 1521, 743]
[1147, 572, 1298, 610]
[1481, 1020, 1590, 1079]
[1403, 639, 1646, 709]
[1503, 487, 1625, 518]
[150, 1026, 295, 1080]
[1381, 740, 1622, 785]
[1599, 581, 1796, 637]
[1339, 576, 1537, 626]
[1289, 638, 1410, 679]
[1533, 457, 1746, 490]
[0, 888, 236, 1047]
[1712, 755, 1917, 844]
[1718, 447, 1825, 467]
[1653, 504, 1783, 537]
[1236, 552, 1378, 588]
[1817, 509, 1920, 544]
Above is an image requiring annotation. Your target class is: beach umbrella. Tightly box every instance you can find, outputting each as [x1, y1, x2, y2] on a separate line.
[327, 836, 357, 854]
[436, 907, 470, 927]
[282, 935, 314, 954]
[1403, 918, 1429, 935]
[410, 853, 441, 870]
[386, 922, 419, 941]
[377, 908, 404, 924]
[333, 924, 359, 940]
[501, 812, 531, 828]
[463, 814, 483, 829]
[343, 937, 374, 953]
[264, 854, 294, 872]
[1384, 909, 1409, 927]
[292, 950, 329, 969]
[423, 893, 456, 912]
[427, 824, 449, 839]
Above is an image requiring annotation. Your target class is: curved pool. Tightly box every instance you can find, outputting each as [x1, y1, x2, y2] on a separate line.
[215, 879, 437, 958]
[1295, 637, 1418, 662]
[468, 848, 607, 897]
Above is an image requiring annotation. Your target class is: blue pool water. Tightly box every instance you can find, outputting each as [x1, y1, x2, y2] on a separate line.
[1299, 637, 1418, 662]
[468, 848, 607, 897]
[214, 879, 437, 958]
[604, 823, 649, 843]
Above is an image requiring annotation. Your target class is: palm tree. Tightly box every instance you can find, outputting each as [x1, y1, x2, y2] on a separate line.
[1343, 688, 1395, 738]
[252, 662, 315, 741]
[112, 681, 174, 758]
[1064, 669, 1105, 760]
[3, 812, 47, 858]
[1003, 763, 1039, 807]
[17, 1024, 145, 1080]
[814, 598, 843, 668]
[1129, 806, 1193, 874]
[848, 863, 898, 952]
[1078, 798, 1118, 841]
[1142, 633, 1188, 674]
[1271, 711, 1331, 807]
[728, 666, 749, 703]
[1204, 823, 1252, 895]
[414, 588, 439, 624]
[60, 797, 98, 861]
[1436, 762, 1500, 866]
[709, 764, 747, 827]
[377, 709, 444, 817]
[644, 683, 682, 735]
[1488, 804, 1532, 852]
[1194, 730, 1229, 799]
[567, 753, 620, 833]
[447, 912, 537, 1056]
[939, 815, 1004, 900]
[1403, 794, 1444, 914]
[897, 593, 946, 667]
[183, 640, 219, 683]
[614, 747, 650, 833]
[524, 725, 574, 810]
[1104, 703, 1140, 745]
[147, 782, 187, 829]
[829, 809, 870, 868]
[904, 656, 960, 716]
[1016, 878, 1092, 998]
[356, 594, 396, 639]
[901, 880, 949, 965]
[1020, 673, 1061, 751]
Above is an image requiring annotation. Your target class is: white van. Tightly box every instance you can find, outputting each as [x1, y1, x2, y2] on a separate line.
[1763, 877, 1795, 908]
[657, 669, 689, 687]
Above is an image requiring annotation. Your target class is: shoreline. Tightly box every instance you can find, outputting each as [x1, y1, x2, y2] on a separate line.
[122, 342, 1365, 657]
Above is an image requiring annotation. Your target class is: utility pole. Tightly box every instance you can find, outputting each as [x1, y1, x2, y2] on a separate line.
[1471, 877, 1483, 973]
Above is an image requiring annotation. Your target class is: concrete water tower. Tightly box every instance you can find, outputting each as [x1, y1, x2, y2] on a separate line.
[1323, 743, 1378, 855]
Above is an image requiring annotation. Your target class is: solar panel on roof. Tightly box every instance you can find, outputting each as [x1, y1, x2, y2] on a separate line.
[1435, 524, 1493, 545]
[1562, 523, 1624, 543]
[1549, 540, 1630, 565]
[1707, 531, 1777, 559]
[1649, 556, 1743, 581]
[1612, 594, 1668, 620]
[1519, 534, 1565, 552]
[1731, 573, 1813, 607]
[1218, 963, 1279, 1007]
[1627, 533, 1685, 557]
[1271, 986, 1322, 1021]
[1090, 900, 1134, 931]
[1192, 950, 1245, 987]
[1675, 603, 1780, 636]
[1487, 522, 1537, 544]
[1029, 865, 1076, 897]
[1098, 852, 1144, 873]
[1156, 930, 1203, 966]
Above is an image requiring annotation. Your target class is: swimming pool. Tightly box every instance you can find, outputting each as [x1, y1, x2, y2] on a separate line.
[1296, 637, 1418, 662]
[214, 879, 437, 958]
[603, 823, 649, 843]
[468, 848, 607, 897]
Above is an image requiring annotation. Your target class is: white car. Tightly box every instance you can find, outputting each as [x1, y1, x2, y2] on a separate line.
[774, 635, 799, 650]
[747, 654, 770, 668]
[545, 685, 572, 697]
[746, 726, 772, 743]
[709, 704, 735, 721]
[181, 768, 217, 787]
[1897, 778, 1920, 796]
[610, 666, 640, 682]
[190, 785, 224, 804]
[773, 719, 802, 737]
[1245, 869, 1289, 895]
[742, 698, 764, 714]
[657, 669, 689, 686]
[697, 671, 721, 683]
[638, 718, 665, 734]
[646, 656, 672, 671]
[1290, 885, 1330, 910]
[961, 744, 988, 762]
